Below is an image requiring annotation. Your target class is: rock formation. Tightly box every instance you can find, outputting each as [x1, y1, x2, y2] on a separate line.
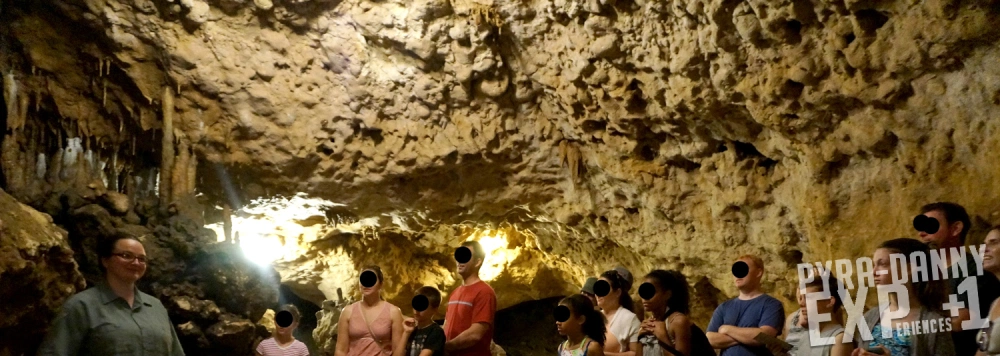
[0, 188, 85, 356]
[1, 0, 1000, 353]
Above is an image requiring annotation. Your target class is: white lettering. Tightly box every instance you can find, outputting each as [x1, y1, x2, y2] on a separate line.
[969, 244, 986, 277]
[910, 251, 930, 284]
[929, 248, 950, 281]
[806, 290, 835, 346]
[841, 287, 872, 343]
[877, 284, 910, 338]
[836, 259, 854, 290]
[797, 263, 815, 290]
[950, 247, 969, 278]
[889, 253, 910, 285]
[959, 276, 989, 330]
[856, 257, 876, 288]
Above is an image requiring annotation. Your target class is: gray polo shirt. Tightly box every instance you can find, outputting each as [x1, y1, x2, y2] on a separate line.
[37, 283, 184, 356]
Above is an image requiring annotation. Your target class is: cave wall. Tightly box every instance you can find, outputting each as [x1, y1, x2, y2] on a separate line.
[0, 0, 999, 333]
[0, 188, 85, 356]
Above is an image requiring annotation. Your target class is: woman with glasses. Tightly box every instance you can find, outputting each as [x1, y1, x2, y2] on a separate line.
[38, 233, 185, 355]
[976, 228, 1000, 355]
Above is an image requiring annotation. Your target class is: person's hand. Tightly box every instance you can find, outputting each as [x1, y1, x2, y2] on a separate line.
[718, 325, 731, 334]
[639, 319, 655, 336]
[651, 320, 668, 341]
[852, 345, 890, 356]
[798, 310, 809, 328]
[403, 318, 416, 333]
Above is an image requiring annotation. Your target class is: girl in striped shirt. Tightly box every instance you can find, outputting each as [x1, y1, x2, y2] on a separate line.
[257, 305, 311, 356]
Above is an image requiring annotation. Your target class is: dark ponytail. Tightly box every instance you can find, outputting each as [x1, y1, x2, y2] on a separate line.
[561, 294, 607, 346]
[645, 270, 691, 315]
[600, 270, 635, 313]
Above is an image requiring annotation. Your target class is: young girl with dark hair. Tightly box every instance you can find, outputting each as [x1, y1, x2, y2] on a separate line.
[639, 270, 712, 356]
[598, 270, 641, 356]
[557, 294, 607, 356]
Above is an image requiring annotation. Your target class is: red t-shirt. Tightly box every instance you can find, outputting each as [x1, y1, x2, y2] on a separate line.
[444, 281, 497, 356]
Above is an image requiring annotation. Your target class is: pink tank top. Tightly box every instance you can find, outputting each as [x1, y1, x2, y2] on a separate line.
[347, 302, 393, 356]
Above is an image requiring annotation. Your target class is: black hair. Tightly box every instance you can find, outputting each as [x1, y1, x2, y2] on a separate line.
[560, 294, 606, 346]
[921, 202, 971, 244]
[877, 238, 947, 312]
[461, 240, 486, 260]
[96, 233, 142, 274]
[644, 270, 690, 314]
[803, 269, 843, 310]
[362, 265, 384, 285]
[600, 270, 635, 313]
[416, 286, 442, 308]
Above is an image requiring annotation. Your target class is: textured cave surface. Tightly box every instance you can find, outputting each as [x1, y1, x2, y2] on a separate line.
[2, 0, 1000, 353]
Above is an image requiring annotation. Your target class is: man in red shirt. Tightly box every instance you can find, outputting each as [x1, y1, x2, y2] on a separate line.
[444, 240, 497, 356]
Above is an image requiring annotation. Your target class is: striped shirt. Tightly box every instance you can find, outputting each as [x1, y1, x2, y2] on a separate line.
[256, 338, 310, 356]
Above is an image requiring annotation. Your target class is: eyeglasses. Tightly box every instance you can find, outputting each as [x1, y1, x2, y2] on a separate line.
[112, 252, 147, 264]
[979, 321, 992, 352]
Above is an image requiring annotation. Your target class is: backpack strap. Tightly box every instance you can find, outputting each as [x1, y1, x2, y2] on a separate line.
[582, 340, 591, 356]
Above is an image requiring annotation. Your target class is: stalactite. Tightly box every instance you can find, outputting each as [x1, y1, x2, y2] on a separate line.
[4, 71, 18, 130]
[223, 203, 233, 243]
[18, 92, 28, 131]
[98, 156, 108, 188]
[187, 146, 197, 194]
[172, 133, 189, 198]
[1, 133, 24, 194]
[160, 86, 175, 203]
[48, 148, 63, 184]
[102, 79, 107, 107]
[60, 137, 81, 182]
[135, 175, 144, 199]
[81, 148, 94, 187]
[110, 150, 119, 192]
[26, 126, 38, 189]
[125, 170, 136, 200]
[36, 153, 47, 180]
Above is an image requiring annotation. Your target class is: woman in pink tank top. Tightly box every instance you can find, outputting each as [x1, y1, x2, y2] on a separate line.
[336, 266, 404, 356]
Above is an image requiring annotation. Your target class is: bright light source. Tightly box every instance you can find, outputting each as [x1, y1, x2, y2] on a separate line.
[205, 194, 347, 266]
[468, 229, 520, 281]
[239, 233, 284, 265]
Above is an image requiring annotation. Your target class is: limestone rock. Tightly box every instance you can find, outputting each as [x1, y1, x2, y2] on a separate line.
[101, 191, 131, 215]
[0, 188, 85, 356]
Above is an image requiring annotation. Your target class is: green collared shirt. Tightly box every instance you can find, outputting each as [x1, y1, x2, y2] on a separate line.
[37, 283, 185, 356]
